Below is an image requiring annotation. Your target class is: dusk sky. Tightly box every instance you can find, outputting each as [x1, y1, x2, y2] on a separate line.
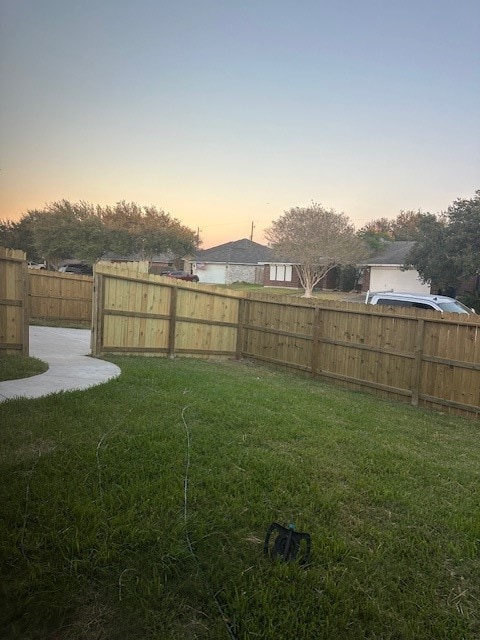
[1, 0, 479, 248]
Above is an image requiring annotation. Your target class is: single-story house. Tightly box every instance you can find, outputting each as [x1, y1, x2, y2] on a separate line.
[190, 238, 439, 293]
[193, 240, 347, 289]
[359, 241, 430, 294]
[191, 239, 273, 285]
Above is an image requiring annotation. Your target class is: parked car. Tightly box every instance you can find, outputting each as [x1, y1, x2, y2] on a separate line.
[366, 291, 474, 314]
[166, 270, 199, 282]
[27, 261, 46, 269]
[59, 263, 93, 276]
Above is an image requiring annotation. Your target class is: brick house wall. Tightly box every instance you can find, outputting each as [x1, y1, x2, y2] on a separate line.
[225, 264, 257, 284]
[262, 264, 338, 289]
[360, 267, 371, 292]
[263, 264, 302, 288]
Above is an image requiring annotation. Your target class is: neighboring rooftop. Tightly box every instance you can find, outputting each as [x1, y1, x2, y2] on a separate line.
[362, 241, 416, 265]
[197, 239, 273, 264]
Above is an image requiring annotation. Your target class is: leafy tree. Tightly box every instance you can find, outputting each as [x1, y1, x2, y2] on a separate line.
[2, 199, 197, 269]
[265, 203, 368, 298]
[100, 201, 144, 256]
[404, 214, 451, 289]
[337, 264, 361, 291]
[30, 201, 106, 269]
[359, 210, 425, 250]
[357, 217, 394, 252]
[100, 201, 197, 259]
[0, 215, 40, 260]
[406, 190, 480, 291]
[360, 217, 393, 237]
[0, 219, 18, 249]
[357, 229, 388, 252]
[447, 191, 480, 277]
[391, 210, 424, 240]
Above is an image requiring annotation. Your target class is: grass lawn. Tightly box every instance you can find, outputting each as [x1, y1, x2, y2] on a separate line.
[214, 282, 356, 300]
[0, 356, 48, 382]
[1, 355, 479, 639]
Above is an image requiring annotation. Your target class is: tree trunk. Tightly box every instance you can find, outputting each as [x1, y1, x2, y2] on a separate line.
[302, 286, 313, 298]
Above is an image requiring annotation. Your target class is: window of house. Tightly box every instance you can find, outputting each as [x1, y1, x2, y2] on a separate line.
[269, 264, 292, 282]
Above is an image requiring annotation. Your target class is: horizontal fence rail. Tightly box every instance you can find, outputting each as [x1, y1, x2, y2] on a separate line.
[92, 264, 480, 419]
[0, 248, 29, 355]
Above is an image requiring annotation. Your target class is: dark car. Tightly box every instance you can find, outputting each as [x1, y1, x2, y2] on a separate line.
[60, 263, 93, 276]
[166, 270, 199, 282]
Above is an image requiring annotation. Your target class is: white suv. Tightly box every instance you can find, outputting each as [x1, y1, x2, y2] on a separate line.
[365, 291, 473, 314]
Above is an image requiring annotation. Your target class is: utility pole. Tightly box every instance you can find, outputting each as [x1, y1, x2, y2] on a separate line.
[250, 221, 255, 241]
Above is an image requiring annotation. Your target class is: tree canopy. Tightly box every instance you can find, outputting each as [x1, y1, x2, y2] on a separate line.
[265, 203, 367, 297]
[406, 190, 480, 292]
[0, 200, 197, 269]
[358, 210, 424, 251]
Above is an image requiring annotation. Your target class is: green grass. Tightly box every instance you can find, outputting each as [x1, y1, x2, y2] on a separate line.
[1, 356, 479, 639]
[0, 355, 48, 382]
[214, 282, 353, 299]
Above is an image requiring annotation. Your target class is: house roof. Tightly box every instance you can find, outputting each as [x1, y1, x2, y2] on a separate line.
[196, 239, 273, 264]
[361, 241, 416, 266]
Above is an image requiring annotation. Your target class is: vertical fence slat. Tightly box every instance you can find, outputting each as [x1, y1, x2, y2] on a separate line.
[168, 287, 178, 357]
[236, 297, 246, 360]
[311, 307, 322, 376]
[411, 319, 425, 406]
[21, 258, 29, 355]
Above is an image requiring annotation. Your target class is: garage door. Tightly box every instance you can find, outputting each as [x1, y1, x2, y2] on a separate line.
[197, 264, 226, 284]
[370, 267, 430, 293]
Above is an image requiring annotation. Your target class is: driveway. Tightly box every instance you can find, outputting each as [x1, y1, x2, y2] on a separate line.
[0, 326, 121, 402]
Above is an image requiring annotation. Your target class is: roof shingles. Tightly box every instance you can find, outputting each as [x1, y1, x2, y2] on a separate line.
[362, 241, 415, 265]
[196, 239, 273, 264]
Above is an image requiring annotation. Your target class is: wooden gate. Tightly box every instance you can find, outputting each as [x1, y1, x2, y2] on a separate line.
[0, 248, 29, 355]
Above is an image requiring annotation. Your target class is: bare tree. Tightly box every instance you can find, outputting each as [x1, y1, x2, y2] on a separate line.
[265, 203, 367, 298]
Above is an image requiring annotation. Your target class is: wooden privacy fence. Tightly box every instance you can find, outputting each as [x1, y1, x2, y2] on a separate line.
[92, 263, 480, 419]
[29, 270, 93, 323]
[92, 263, 243, 358]
[29, 261, 152, 323]
[242, 294, 480, 418]
[0, 248, 29, 355]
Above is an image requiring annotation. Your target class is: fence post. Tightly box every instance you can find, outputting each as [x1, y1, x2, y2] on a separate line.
[0, 248, 28, 356]
[168, 287, 178, 357]
[91, 271, 104, 356]
[21, 257, 29, 356]
[411, 318, 425, 406]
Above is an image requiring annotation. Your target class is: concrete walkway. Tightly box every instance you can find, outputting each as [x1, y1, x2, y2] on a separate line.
[0, 326, 121, 402]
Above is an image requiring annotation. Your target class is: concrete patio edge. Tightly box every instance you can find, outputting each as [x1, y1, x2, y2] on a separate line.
[0, 326, 121, 402]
